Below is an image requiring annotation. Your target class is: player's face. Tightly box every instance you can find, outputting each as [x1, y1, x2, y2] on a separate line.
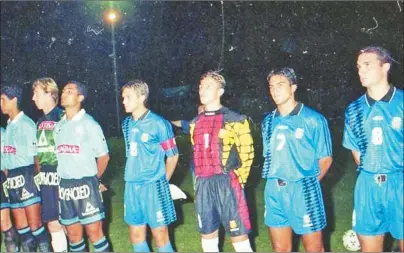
[60, 83, 83, 108]
[268, 75, 296, 106]
[122, 87, 144, 113]
[32, 86, 49, 110]
[357, 52, 390, 88]
[199, 77, 223, 106]
[0, 95, 16, 115]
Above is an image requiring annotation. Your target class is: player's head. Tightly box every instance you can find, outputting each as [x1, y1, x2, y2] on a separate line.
[61, 81, 87, 109]
[199, 70, 225, 106]
[1, 84, 22, 115]
[32, 77, 59, 110]
[266, 67, 298, 106]
[356, 46, 392, 88]
[121, 79, 149, 113]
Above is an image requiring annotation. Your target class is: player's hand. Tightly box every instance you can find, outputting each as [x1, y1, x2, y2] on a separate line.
[99, 183, 108, 192]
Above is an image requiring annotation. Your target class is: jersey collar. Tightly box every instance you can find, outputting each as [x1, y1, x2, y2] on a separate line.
[7, 111, 24, 125]
[274, 102, 303, 117]
[365, 86, 396, 106]
[61, 109, 86, 121]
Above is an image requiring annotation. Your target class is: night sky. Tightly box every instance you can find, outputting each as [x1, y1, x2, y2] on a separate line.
[1, 1, 403, 136]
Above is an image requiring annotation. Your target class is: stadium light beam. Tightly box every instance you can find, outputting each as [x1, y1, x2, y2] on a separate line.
[104, 8, 121, 135]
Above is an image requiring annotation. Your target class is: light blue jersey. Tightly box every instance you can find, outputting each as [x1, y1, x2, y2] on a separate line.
[3, 112, 37, 170]
[343, 86, 403, 174]
[54, 109, 109, 179]
[262, 103, 332, 181]
[122, 110, 178, 184]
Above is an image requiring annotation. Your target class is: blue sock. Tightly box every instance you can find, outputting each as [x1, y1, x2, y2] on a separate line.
[70, 238, 87, 252]
[93, 236, 110, 252]
[133, 241, 150, 252]
[158, 241, 174, 252]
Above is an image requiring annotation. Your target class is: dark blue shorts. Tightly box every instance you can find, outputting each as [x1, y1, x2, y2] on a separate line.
[195, 172, 251, 237]
[59, 176, 105, 226]
[39, 165, 60, 223]
[1, 170, 10, 209]
[7, 165, 41, 209]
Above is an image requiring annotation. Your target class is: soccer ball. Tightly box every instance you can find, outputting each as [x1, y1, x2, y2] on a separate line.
[342, 229, 361, 251]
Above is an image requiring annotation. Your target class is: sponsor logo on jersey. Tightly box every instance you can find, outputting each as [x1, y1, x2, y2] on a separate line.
[38, 121, 56, 130]
[7, 175, 25, 189]
[277, 125, 288, 130]
[39, 172, 59, 186]
[59, 185, 90, 201]
[3, 146, 16, 154]
[57, 144, 80, 154]
[392, 117, 402, 130]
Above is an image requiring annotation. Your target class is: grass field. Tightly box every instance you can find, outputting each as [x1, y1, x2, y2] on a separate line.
[0, 121, 398, 252]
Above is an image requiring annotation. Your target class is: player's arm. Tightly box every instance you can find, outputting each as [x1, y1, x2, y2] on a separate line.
[90, 121, 110, 179]
[165, 154, 179, 181]
[170, 120, 182, 128]
[34, 156, 41, 174]
[96, 153, 110, 179]
[234, 118, 254, 187]
[351, 150, 360, 165]
[318, 156, 333, 181]
[314, 116, 333, 181]
[160, 120, 179, 181]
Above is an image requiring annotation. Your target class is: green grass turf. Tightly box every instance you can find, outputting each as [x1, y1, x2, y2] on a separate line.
[1, 121, 398, 251]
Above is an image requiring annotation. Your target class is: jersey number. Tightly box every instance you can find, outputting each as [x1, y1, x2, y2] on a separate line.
[371, 127, 383, 145]
[276, 133, 286, 151]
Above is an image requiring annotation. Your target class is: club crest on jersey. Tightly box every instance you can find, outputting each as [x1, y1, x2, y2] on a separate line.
[392, 117, 402, 130]
[295, 128, 304, 139]
[141, 133, 149, 142]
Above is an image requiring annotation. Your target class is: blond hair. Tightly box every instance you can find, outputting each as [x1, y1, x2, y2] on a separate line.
[32, 77, 59, 103]
[200, 70, 226, 89]
[122, 79, 149, 106]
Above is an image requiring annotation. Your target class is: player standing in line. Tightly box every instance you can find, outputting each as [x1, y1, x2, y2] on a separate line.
[189, 71, 255, 252]
[32, 77, 68, 252]
[262, 67, 333, 252]
[54, 81, 110, 252]
[1, 85, 51, 252]
[1, 126, 19, 252]
[343, 46, 403, 252]
[121, 80, 179, 252]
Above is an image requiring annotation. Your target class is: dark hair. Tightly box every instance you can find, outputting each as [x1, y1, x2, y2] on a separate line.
[266, 67, 297, 85]
[357, 46, 393, 65]
[67, 80, 88, 101]
[1, 85, 22, 108]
